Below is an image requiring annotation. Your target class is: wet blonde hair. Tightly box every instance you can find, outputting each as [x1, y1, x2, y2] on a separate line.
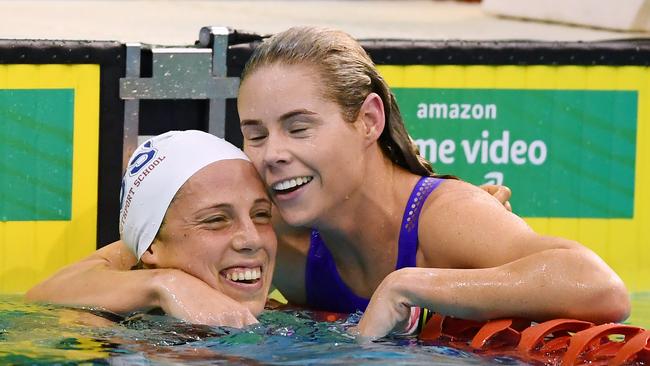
[241, 26, 436, 177]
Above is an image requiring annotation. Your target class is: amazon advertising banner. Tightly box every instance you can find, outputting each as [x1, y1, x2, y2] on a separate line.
[395, 88, 637, 218]
[379, 64, 649, 292]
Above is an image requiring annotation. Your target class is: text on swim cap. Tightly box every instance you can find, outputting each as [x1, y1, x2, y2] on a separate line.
[120, 155, 167, 228]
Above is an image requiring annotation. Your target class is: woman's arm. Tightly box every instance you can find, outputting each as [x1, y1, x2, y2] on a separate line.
[26, 241, 257, 327]
[357, 180, 629, 339]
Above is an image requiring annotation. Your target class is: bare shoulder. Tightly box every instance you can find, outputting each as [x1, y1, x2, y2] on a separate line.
[429, 178, 511, 211]
[422, 179, 519, 228]
[417, 179, 576, 268]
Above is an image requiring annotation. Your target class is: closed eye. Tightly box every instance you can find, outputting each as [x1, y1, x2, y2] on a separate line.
[287, 122, 311, 136]
[241, 125, 268, 143]
[248, 134, 267, 141]
[203, 215, 228, 224]
[252, 210, 272, 224]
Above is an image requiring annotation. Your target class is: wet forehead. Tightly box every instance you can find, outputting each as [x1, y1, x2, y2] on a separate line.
[239, 63, 328, 120]
[176, 160, 268, 208]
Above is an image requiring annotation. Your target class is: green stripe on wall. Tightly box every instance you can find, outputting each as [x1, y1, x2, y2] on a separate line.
[0, 89, 74, 221]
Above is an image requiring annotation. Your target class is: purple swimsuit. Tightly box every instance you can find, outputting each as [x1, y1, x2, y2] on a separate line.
[304, 176, 443, 313]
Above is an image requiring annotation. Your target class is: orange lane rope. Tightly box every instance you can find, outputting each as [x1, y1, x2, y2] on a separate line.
[417, 313, 650, 365]
[307, 308, 649, 364]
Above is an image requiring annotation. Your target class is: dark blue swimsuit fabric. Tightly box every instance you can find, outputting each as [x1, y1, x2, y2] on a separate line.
[304, 176, 443, 313]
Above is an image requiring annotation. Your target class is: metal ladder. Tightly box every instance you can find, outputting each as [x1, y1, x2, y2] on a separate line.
[119, 26, 239, 171]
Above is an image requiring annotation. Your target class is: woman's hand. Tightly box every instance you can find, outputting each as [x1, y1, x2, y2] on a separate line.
[153, 269, 258, 327]
[479, 184, 512, 211]
[355, 270, 412, 341]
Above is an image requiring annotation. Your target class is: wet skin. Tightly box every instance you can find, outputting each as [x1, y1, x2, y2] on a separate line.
[239, 63, 372, 229]
[237, 62, 630, 339]
[143, 160, 277, 316]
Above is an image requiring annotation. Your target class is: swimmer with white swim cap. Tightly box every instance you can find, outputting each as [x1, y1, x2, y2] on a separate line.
[119, 130, 251, 259]
[28, 130, 276, 327]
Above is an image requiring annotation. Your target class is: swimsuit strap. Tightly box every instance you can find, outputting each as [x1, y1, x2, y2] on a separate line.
[395, 176, 443, 269]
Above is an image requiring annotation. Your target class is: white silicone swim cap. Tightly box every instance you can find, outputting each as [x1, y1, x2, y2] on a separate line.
[119, 130, 249, 259]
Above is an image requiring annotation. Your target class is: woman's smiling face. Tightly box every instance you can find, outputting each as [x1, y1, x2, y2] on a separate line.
[147, 159, 277, 316]
[238, 63, 368, 228]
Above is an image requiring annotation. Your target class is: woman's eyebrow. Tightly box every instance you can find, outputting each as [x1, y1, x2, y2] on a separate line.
[196, 200, 270, 214]
[254, 198, 272, 206]
[279, 109, 317, 121]
[193, 203, 231, 216]
[240, 119, 261, 127]
[241, 109, 317, 127]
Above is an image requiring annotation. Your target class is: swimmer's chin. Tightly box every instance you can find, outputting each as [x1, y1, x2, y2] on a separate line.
[274, 207, 318, 228]
[240, 298, 266, 317]
[213, 287, 267, 317]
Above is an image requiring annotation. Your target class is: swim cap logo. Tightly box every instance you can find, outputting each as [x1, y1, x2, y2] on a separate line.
[128, 141, 157, 177]
[119, 139, 167, 232]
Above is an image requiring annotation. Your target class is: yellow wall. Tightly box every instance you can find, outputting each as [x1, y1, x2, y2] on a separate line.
[0, 65, 100, 293]
[379, 65, 650, 292]
[1, 63, 645, 294]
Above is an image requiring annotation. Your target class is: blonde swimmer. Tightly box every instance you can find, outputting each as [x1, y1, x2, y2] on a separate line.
[237, 26, 630, 339]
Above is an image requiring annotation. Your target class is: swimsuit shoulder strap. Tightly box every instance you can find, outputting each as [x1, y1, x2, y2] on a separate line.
[395, 176, 444, 269]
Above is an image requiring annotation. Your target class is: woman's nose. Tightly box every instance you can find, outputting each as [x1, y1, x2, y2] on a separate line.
[262, 134, 291, 167]
[231, 219, 264, 253]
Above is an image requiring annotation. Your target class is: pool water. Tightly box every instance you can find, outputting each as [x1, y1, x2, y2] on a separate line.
[0, 293, 648, 365]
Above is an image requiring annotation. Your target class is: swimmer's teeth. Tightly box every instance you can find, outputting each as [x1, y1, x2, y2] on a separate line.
[273, 176, 313, 191]
[224, 267, 261, 282]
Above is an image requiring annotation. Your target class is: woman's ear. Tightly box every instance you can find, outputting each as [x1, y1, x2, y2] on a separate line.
[140, 239, 163, 268]
[358, 93, 386, 145]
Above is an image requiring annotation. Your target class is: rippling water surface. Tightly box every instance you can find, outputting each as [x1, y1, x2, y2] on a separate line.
[0, 293, 648, 365]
